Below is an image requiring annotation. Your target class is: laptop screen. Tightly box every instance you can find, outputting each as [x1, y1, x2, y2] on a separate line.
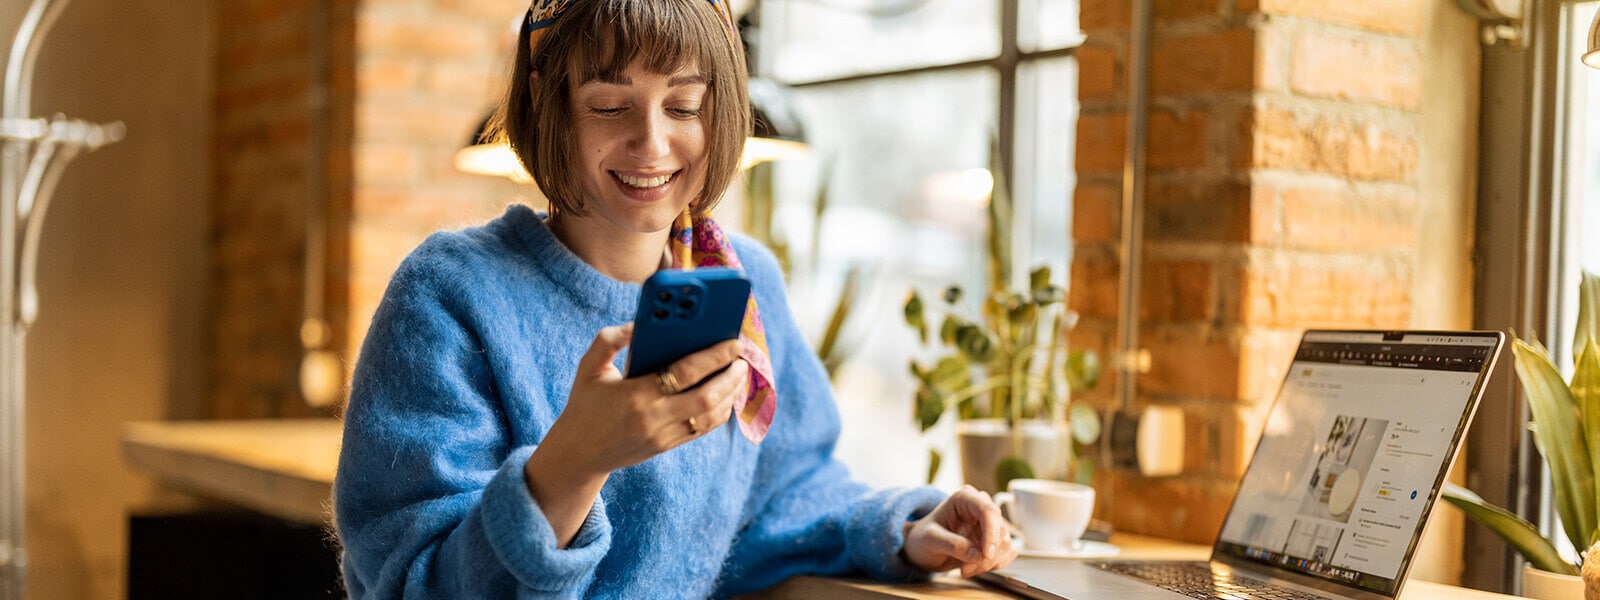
[1212, 330, 1502, 596]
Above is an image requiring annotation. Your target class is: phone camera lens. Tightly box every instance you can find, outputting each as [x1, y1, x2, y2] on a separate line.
[652, 308, 669, 320]
[656, 291, 672, 302]
[679, 299, 696, 310]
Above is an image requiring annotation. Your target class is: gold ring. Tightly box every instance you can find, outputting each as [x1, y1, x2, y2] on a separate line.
[687, 416, 699, 435]
[655, 369, 681, 395]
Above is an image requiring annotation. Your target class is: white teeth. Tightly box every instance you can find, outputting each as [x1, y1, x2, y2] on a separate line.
[616, 172, 670, 188]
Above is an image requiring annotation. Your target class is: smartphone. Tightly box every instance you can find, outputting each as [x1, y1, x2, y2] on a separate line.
[623, 267, 752, 382]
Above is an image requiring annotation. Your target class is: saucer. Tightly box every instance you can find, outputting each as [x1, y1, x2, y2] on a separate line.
[1014, 539, 1120, 559]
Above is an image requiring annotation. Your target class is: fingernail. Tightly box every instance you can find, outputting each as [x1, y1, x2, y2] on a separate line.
[987, 543, 997, 558]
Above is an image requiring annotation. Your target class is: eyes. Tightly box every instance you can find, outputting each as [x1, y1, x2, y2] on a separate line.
[587, 104, 702, 119]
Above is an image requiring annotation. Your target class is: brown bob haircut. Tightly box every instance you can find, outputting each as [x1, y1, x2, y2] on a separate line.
[489, 0, 751, 216]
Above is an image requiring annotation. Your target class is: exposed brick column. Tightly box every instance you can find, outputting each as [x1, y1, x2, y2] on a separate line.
[213, 0, 332, 418]
[212, 0, 529, 416]
[345, 0, 529, 352]
[1069, 0, 1424, 542]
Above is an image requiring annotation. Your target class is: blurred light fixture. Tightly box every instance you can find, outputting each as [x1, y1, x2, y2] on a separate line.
[1585, 9, 1600, 69]
[455, 77, 810, 180]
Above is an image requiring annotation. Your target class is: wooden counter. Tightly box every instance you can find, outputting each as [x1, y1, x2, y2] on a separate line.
[122, 419, 1521, 599]
[122, 419, 340, 525]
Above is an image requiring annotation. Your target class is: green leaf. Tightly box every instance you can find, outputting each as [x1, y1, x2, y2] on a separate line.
[1442, 483, 1577, 575]
[1070, 403, 1102, 445]
[1071, 455, 1096, 487]
[1029, 266, 1052, 297]
[1575, 272, 1600, 362]
[994, 456, 1034, 490]
[1032, 284, 1065, 305]
[903, 292, 927, 343]
[942, 285, 963, 305]
[940, 315, 964, 346]
[1513, 338, 1597, 552]
[931, 356, 970, 391]
[1067, 350, 1101, 394]
[927, 449, 943, 485]
[1575, 338, 1600, 537]
[956, 325, 996, 363]
[916, 388, 945, 432]
[816, 264, 862, 377]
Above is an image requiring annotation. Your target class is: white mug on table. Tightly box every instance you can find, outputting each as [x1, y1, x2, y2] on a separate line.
[993, 478, 1096, 552]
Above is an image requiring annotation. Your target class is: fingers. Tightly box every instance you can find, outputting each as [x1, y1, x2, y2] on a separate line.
[658, 360, 748, 447]
[654, 339, 743, 395]
[577, 324, 632, 378]
[944, 486, 1018, 577]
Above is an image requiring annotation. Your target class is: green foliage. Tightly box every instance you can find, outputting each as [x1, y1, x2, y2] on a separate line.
[994, 456, 1036, 491]
[904, 264, 1102, 484]
[1449, 271, 1600, 574]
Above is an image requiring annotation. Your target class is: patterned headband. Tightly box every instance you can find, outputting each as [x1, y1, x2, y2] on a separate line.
[525, 0, 739, 55]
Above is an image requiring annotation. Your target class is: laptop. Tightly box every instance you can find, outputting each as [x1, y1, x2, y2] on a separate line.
[978, 330, 1505, 600]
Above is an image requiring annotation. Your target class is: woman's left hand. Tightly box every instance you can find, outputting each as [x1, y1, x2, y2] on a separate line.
[902, 485, 1018, 577]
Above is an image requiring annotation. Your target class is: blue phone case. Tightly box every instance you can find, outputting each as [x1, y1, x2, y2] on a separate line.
[623, 267, 751, 380]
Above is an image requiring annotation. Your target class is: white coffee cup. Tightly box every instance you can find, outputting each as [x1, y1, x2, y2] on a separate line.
[993, 479, 1096, 553]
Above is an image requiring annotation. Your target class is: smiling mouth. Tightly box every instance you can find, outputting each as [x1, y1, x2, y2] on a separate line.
[613, 171, 677, 189]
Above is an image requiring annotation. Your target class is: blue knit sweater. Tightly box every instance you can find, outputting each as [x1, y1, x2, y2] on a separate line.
[334, 205, 945, 599]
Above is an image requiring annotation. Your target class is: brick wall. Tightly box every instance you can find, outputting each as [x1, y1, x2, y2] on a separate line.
[1070, 0, 1429, 542]
[213, 0, 530, 417]
[214, 0, 328, 417]
[346, 0, 529, 352]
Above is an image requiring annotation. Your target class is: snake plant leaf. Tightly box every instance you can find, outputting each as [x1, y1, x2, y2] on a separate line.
[917, 388, 945, 432]
[904, 291, 927, 343]
[995, 456, 1035, 491]
[1513, 338, 1596, 552]
[1575, 338, 1600, 534]
[957, 325, 996, 363]
[927, 449, 943, 485]
[1442, 482, 1577, 575]
[1070, 403, 1103, 445]
[1574, 272, 1599, 361]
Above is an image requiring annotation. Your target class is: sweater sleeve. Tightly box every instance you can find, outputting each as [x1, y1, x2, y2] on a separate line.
[711, 239, 947, 597]
[334, 237, 608, 599]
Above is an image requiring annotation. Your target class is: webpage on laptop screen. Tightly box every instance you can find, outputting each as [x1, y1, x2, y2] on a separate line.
[1214, 333, 1494, 595]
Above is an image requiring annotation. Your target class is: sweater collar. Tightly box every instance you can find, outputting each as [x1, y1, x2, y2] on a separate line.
[499, 204, 640, 319]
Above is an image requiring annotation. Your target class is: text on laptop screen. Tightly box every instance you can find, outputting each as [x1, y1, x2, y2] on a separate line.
[1213, 332, 1497, 596]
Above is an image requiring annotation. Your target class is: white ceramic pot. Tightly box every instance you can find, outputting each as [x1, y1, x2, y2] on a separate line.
[1521, 563, 1584, 600]
[956, 419, 1069, 494]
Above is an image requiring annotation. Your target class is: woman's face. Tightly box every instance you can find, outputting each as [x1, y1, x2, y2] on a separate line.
[567, 58, 711, 235]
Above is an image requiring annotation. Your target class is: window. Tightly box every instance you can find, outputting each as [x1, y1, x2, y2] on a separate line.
[752, 0, 1081, 488]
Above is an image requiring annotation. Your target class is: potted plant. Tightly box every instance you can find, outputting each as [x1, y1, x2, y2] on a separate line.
[1442, 272, 1599, 599]
[903, 267, 1100, 493]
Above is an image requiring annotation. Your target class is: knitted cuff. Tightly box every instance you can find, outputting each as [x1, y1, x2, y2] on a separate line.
[481, 445, 611, 593]
[845, 485, 947, 582]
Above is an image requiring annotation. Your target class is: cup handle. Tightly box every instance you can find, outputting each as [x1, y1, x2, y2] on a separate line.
[993, 492, 1019, 540]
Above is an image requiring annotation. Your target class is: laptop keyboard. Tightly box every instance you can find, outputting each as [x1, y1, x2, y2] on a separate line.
[1098, 561, 1330, 600]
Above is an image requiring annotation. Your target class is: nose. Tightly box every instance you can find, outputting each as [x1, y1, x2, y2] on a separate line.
[627, 110, 672, 161]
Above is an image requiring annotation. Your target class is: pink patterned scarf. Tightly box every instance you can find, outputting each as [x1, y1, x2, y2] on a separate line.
[669, 211, 776, 444]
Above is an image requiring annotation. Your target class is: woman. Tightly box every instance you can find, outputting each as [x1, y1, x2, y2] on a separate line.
[333, 0, 1017, 597]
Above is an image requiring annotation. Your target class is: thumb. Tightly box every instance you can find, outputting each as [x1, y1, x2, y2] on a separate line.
[576, 323, 631, 378]
[917, 522, 981, 564]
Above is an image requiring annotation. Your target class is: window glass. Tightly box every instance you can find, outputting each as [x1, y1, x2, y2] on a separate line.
[1019, 0, 1085, 52]
[769, 68, 998, 488]
[1016, 55, 1079, 281]
[1566, 2, 1599, 276]
[764, 0, 1001, 82]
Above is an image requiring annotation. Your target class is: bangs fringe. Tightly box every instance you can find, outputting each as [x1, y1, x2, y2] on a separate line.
[568, 0, 723, 83]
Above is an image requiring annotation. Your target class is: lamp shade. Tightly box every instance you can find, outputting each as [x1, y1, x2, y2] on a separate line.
[744, 76, 810, 169]
[1585, 8, 1600, 69]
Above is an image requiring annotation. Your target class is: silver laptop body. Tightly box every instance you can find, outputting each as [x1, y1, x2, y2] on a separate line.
[979, 330, 1506, 600]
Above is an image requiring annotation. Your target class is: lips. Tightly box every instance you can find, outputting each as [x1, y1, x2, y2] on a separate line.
[613, 170, 676, 189]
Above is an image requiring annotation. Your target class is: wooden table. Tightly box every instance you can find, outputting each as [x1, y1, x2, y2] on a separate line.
[121, 419, 1521, 599]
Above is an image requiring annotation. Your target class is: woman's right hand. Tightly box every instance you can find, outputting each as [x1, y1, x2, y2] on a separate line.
[523, 323, 747, 546]
[544, 323, 748, 475]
